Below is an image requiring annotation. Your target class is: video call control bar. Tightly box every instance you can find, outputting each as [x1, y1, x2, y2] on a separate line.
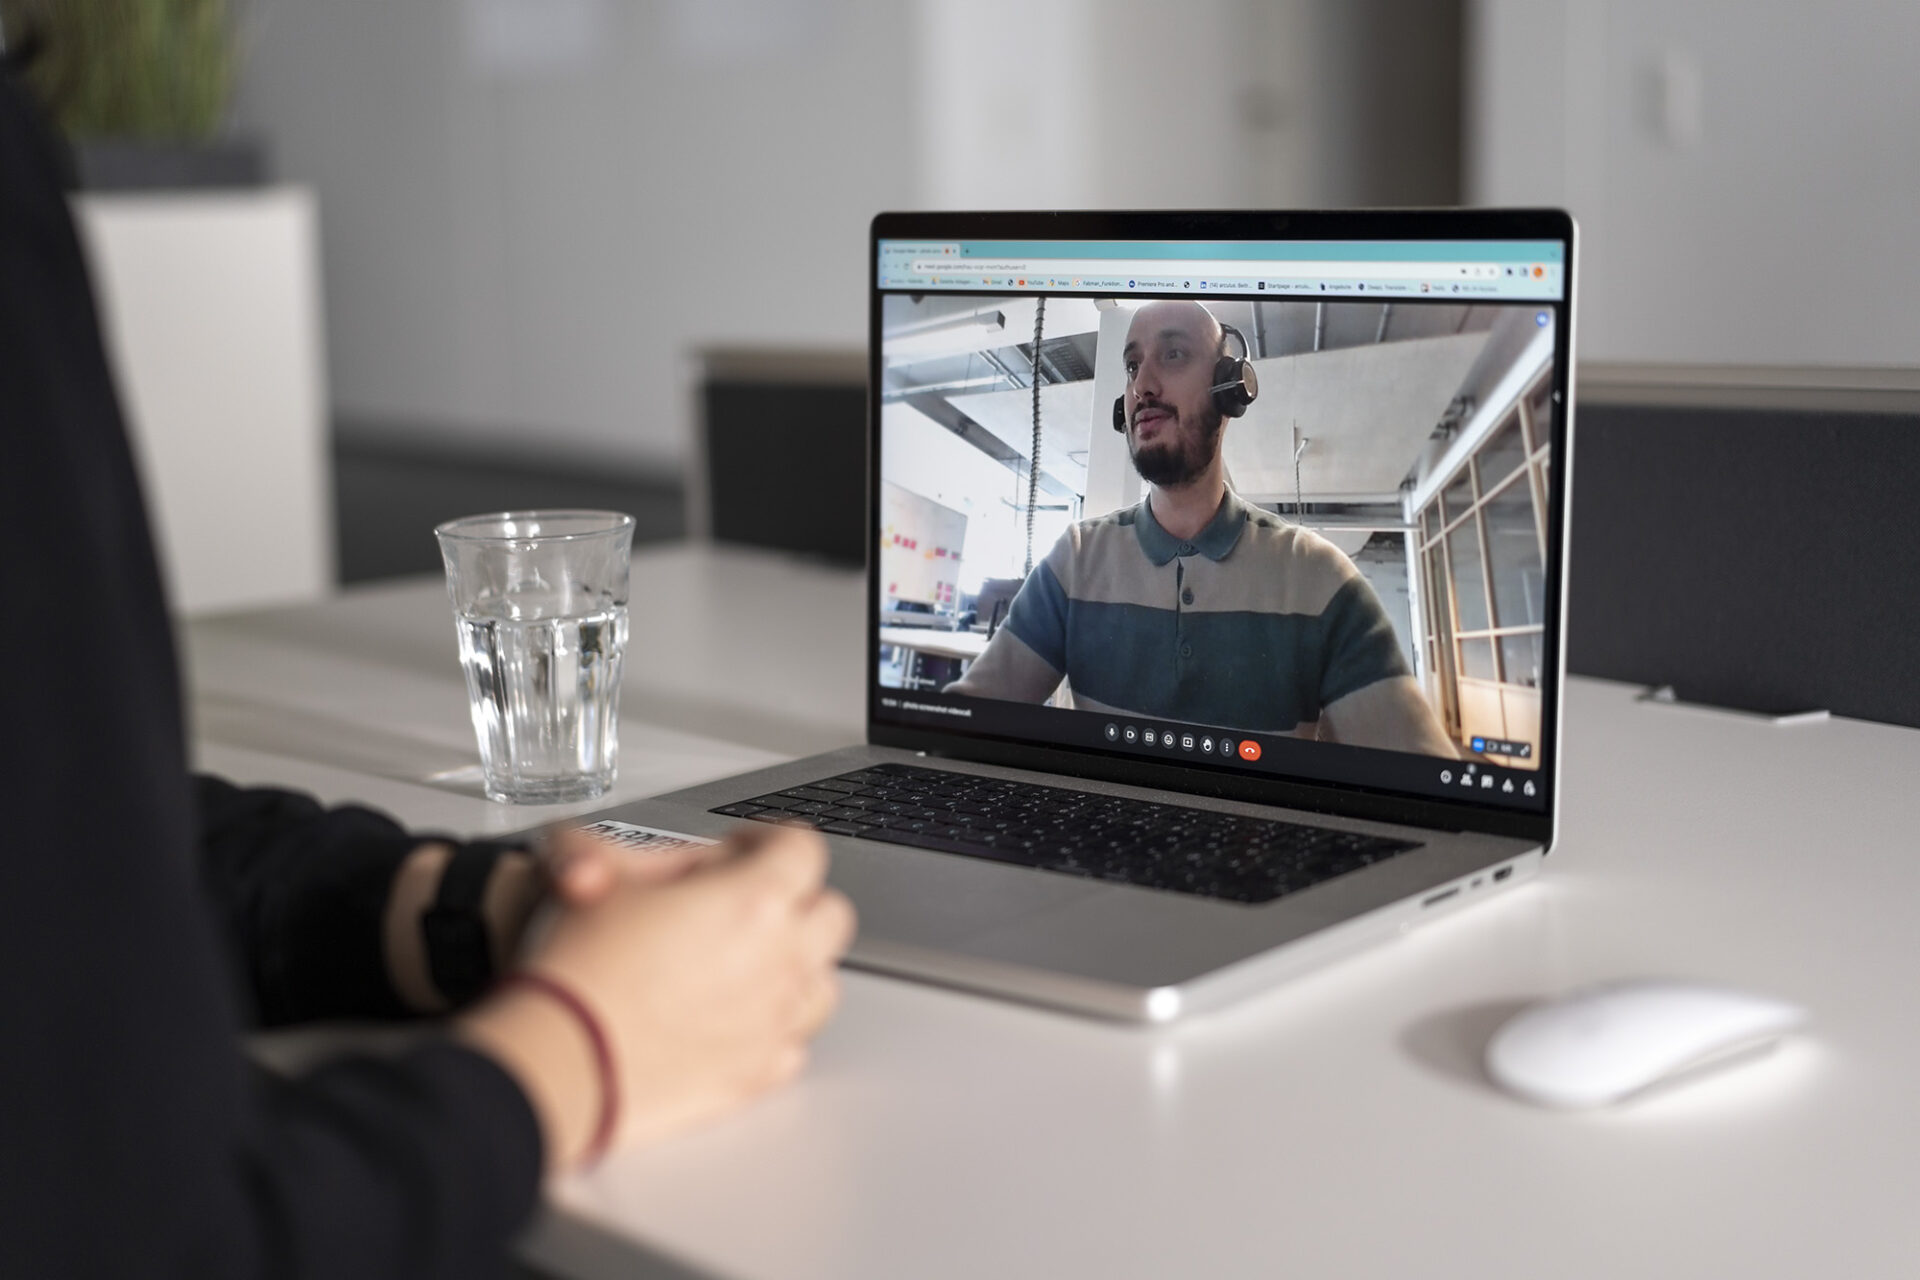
[1104, 719, 1260, 762]
[877, 691, 1546, 812]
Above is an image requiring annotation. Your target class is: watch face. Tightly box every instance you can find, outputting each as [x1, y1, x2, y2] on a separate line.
[423, 909, 493, 1001]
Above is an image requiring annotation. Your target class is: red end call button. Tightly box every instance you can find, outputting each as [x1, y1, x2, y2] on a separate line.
[1237, 739, 1262, 761]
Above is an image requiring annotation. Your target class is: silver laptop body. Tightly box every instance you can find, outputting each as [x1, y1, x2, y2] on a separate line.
[574, 210, 1576, 1022]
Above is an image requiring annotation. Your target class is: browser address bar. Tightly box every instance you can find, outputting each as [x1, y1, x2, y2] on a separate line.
[906, 258, 1484, 280]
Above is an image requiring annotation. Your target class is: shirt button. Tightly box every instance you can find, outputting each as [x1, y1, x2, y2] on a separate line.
[1178, 542, 1195, 555]
[1182, 588, 1194, 605]
[1180, 643, 1193, 659]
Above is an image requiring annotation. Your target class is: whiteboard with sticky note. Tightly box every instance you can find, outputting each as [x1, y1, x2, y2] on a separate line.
[879, 481, 969, 611]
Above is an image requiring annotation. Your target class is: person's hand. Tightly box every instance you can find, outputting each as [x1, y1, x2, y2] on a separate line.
[457, 824, 855, 1167]
[541, 828, 720, 906]
[385, 830, 722, 1013]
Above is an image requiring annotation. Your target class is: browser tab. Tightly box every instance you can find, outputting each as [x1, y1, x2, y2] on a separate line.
[880, 239, 1567, 301]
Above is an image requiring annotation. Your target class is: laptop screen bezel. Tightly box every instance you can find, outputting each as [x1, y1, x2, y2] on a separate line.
[866, 209, 1573, 844]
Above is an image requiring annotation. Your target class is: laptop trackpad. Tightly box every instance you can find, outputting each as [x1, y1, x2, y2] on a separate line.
[830, 837, 1101, 948]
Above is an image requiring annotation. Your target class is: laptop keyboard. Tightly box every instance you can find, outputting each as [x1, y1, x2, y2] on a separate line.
[710, 762, 1418, 905]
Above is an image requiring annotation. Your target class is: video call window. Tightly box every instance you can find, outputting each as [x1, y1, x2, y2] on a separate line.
[877, 290, 1557, 770]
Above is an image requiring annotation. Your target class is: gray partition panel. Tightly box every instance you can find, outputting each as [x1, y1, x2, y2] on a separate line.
[1568, 366, 1920, 728]
[699, 349, 867, 567]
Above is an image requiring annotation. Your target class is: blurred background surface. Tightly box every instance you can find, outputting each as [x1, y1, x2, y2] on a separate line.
[8, 0, 1918, 720]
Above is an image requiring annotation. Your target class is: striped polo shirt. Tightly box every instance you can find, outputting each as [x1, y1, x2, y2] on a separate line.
[947, 490, 1418, 739]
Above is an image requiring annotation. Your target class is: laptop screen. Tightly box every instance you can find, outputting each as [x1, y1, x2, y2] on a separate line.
[871, 223, 1570, 816]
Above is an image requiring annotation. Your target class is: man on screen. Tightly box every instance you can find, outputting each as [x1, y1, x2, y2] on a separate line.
[947, 300, 1457, 757]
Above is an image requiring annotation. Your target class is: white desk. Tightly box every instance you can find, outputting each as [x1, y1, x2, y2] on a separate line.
[188, 544, 1920, 1279]
[186, 543, 865, 834]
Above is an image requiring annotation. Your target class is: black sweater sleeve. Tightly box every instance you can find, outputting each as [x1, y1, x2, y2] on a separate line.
[0, 70, 544, 1277]
[192, 774, 527, 1027]
[194, 775, 422, 1026]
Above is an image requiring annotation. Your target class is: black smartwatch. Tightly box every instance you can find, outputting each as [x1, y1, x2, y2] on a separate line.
[421, 843, 512, 1005]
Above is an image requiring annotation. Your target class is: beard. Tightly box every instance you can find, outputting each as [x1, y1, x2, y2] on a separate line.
[1128, 402, 1224, 488]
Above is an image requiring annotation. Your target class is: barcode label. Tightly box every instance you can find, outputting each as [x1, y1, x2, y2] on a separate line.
[576, 820, 719, 853]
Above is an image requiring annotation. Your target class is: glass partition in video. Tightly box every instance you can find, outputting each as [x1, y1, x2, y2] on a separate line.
[877, 293, 1557, 771]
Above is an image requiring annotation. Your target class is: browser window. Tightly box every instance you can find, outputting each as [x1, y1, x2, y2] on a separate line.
[874, 237, 1566, 810]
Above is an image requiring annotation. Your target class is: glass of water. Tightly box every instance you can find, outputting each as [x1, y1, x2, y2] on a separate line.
[434, 510, 635, 804]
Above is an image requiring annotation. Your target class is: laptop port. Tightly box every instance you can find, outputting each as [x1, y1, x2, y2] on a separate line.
[1421, 886, 1461, 908]
[1494, 866, 1513, 883]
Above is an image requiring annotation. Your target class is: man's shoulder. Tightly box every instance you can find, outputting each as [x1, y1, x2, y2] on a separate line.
[1051, 505, 1140, 557]
[1040, 505, 1151, 596]
[1232, 515, 1358, 579]
[1077, 503, 1141, 535]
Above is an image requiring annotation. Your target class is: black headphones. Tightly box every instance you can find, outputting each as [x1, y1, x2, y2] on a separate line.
[1112, 319, 1260, 432]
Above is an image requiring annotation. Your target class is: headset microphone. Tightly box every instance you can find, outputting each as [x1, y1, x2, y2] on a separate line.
[1113, 319, 1260, 432]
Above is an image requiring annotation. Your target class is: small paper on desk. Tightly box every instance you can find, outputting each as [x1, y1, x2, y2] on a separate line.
[577, 819, 718, 852]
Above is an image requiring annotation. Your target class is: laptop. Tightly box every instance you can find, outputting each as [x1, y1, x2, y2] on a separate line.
[580, 209, 1576, 1022]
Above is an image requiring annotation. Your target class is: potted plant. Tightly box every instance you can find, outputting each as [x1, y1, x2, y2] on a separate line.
[1, 0, 262, 189]
[3, 0, 326, 613]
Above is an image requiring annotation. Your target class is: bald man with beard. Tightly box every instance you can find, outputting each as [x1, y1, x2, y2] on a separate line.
[948, 300, 1458, 758]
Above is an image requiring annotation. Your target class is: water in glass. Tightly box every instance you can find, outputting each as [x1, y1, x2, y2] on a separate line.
[456, 604, 628, 803]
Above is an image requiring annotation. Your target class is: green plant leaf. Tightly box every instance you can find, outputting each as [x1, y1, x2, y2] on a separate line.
[3, 0, 235, 141]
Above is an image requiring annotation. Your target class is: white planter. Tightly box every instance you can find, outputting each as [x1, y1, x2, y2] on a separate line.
[72, 186, 333, 615]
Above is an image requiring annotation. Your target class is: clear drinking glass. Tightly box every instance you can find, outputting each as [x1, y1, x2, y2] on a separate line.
[435, 510, 635, 803]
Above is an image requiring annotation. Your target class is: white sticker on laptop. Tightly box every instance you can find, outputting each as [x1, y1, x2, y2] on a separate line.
[577, 820, 719, 852]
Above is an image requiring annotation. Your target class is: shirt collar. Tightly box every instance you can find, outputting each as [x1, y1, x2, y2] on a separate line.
[1132, 488, 1254, 566]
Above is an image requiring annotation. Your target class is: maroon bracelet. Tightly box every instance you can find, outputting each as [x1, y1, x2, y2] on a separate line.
[497, 971, 619, 1166]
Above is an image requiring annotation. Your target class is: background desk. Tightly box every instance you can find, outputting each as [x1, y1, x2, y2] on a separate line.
[187, 544, 1920, 1279]
[876, 626, 991, 663]
[877, 625, 989, 690]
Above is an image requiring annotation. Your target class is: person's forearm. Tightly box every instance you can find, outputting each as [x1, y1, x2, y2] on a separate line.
[456, 987, 602, 1171]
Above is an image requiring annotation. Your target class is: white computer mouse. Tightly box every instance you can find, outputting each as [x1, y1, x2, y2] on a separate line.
[1484, 979, 1807, 1109]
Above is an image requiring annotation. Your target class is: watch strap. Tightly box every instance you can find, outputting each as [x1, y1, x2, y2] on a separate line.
[422, 842, 511, 1005]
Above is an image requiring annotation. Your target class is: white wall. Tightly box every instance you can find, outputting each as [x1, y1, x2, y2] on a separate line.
[1468, 0, 1920, 366]
[235, 0, 919, 471]
[918, 0, 1459, 212]
[916, 0, 1246, 210]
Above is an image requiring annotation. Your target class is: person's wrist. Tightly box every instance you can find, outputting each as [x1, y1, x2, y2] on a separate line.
[498, 970, 620, 1164]
[384, 843, 546, 1013]
[482, 851, 544, 971]
[456, 978, 607, 1171]
[385, 842, 455, 1012]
